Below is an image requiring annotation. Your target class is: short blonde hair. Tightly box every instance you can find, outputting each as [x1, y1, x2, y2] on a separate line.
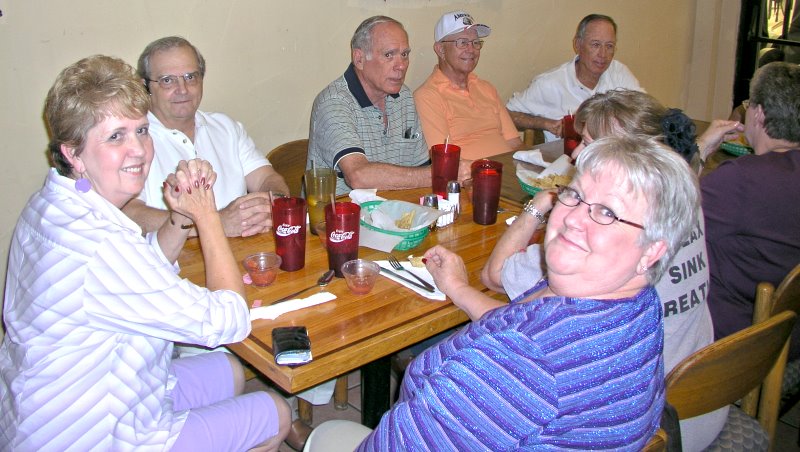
[45, 55, 150, 176]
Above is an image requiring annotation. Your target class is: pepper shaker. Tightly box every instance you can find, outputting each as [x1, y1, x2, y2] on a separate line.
[422, 194, 439, 231]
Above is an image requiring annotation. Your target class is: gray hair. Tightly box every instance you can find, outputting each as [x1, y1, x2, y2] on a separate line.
[351, 16, 405, 57]
[574, 136, 700, 283]
[749, 62, 800, 143]
[137, 36, 206, 81]
[575, 14, 617, 40]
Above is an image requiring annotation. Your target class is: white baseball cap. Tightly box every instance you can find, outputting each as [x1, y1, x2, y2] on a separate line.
[434, 11, 491, 42]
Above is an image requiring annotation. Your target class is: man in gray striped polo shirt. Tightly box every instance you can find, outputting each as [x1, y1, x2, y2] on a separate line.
[308, 15, 470, 195]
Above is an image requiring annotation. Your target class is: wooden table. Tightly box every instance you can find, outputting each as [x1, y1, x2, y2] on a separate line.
[178, 187, 519, 427]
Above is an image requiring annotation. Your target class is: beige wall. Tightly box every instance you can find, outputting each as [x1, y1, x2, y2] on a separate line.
[0, 1, 739, 332]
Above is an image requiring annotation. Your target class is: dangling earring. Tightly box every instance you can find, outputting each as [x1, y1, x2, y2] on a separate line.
[75, 172, 91, 193]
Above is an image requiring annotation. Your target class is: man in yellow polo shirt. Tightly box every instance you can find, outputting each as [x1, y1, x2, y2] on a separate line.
[414, 11, 523, 160]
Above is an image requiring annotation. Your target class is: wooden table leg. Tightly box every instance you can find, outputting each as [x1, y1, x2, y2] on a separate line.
[298, 398, 313, 425]
[361, 356, 391, 428]
[334, 376, 349, 410]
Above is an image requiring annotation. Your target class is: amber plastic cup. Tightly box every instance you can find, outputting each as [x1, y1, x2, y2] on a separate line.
[272, 197, 307, 272]
[325, 202, 360, 278]
[304, 168, 336, 235]
[562, 114, 581, 156]
[471, 159, 503, 225]
[431, 143, 461, 198]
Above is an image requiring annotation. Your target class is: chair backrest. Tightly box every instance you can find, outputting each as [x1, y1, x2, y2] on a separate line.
[754, 262, 800, 324]
[267, 139, 309, 196]
[641, 428, 667, 452]
[665, 310, 796, 442]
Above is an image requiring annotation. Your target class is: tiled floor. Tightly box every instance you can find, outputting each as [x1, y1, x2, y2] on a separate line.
[776, 401, 800, 451]
[246, 370, 800, 451]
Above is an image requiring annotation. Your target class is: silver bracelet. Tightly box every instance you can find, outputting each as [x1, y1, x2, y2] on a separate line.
[522, 199, 545, 223]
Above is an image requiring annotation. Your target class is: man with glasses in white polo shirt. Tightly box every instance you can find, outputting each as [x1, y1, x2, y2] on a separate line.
[123, 36, 289, 238]
[507, 14, 643, 142]
[415, 11, 523, 161]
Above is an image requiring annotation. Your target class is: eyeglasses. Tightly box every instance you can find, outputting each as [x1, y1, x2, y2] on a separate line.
[556, 185, 644, 229]
[440, 38, 484, 50]
[588, 41, 616, 53]
[145, 71, 201, 90]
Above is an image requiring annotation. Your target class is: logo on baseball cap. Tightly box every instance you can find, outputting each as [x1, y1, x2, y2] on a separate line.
[435, 11, 491, 42]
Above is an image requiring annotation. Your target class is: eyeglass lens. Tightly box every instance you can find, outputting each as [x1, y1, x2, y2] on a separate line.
[156, 72, 200, 89]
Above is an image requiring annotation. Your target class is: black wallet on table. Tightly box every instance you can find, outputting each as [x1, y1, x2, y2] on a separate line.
[272, 326, 313, 365]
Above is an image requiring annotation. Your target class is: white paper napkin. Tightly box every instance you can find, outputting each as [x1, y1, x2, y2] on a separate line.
[539, 154, 576, 178]
[349, 189, 385, 205]
[512, 149, 549, 167]
[374, 260, 446, 300]
[250, 292, 337, 320]
[359, 228, 404, 252]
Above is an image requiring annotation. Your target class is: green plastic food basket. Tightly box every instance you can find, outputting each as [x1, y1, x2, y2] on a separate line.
[359, 201, 429, 251]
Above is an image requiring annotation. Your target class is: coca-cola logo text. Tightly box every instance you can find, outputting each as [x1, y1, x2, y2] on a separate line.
[275, 224, 302, 237]
[328, 230, 355, 243]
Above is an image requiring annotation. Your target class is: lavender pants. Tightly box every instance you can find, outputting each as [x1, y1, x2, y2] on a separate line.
[170, 352, 280, 451]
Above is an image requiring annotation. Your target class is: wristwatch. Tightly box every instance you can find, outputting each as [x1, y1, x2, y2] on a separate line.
[522, 199, 546, 223]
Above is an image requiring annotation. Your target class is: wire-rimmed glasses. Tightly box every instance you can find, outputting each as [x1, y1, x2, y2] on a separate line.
[439, 38, 484, 50]
[145, 71, 202, 90]
[555, 185, 644, 229]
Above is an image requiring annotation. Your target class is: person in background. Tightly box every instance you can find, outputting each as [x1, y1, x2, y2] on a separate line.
[305, 135, 701, 451]
[307, 15, 470, 195]
[414, 10, 523, 160]
[701, 62, 800, 359]
[482, 89, 726, 451]
[506, 14, 643, 142]
[0, 55, 290, 451]
[123, 36, 289, 238]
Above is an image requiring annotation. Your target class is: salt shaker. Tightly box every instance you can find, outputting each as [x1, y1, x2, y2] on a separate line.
[422, 194, 439, 231]
[446, 180, 460, 220]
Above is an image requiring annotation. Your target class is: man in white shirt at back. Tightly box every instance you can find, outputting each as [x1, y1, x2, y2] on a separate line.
[506, 14, 643, 142]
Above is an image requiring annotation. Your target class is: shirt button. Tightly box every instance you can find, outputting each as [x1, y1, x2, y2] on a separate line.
[183, 139, 188, 144]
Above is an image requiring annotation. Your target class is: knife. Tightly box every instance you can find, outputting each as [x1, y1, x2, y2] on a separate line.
[378, 266, 436, 293]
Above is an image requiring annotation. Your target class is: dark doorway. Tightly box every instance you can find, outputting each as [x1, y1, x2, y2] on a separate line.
[734, 0, 800, 106]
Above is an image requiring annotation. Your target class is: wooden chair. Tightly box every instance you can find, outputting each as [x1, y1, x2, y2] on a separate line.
[642, 428, 668, 452]
[266, 139, 309, 196]
[666, 310, 796, 450]
[751, 262, 800, 443]
[521, 128, 545, 147]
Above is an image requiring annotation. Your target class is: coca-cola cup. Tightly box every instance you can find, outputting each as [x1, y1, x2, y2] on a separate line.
[431, 143, 461, 198]
[562, 114, 581, 156]
[471, 159, 503, 225]
[272, 197, 307, 272]
[325, 202, 360, 278]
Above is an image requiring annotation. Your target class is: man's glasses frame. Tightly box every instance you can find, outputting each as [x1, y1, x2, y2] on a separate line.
[145, 71, 202, 90]
[439, 38, 484, 50]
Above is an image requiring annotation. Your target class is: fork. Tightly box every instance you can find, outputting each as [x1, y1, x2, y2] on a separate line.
[387, 255, 436, 292]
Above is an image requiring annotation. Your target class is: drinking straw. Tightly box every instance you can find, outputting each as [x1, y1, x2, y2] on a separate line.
[268, 190, 274, 206]
[312, 159, 317, 177]
[330, 193, 336, 212]
[444, 135, 450, 152]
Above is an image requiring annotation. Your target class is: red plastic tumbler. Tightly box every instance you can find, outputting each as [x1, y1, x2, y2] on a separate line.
[325, 202, 361, 278]
[471, 159, 503, 225]
[272, 197, 307, 271]
[431, 143, 461, 198]
[562, 114, 581, 156]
